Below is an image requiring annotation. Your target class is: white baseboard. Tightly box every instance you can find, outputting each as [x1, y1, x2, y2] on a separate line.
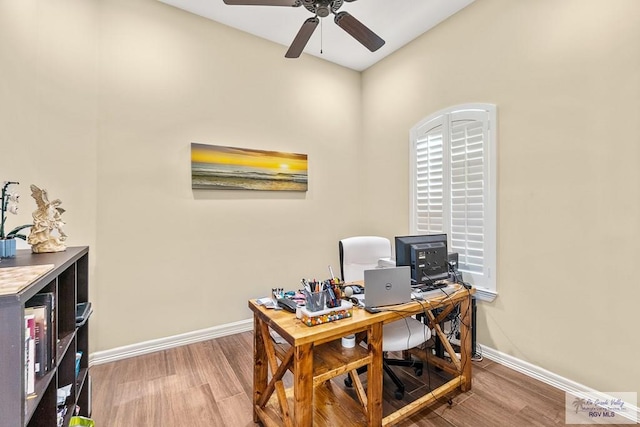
[481, 345, 638, 424]
[89, 318, 253, 366]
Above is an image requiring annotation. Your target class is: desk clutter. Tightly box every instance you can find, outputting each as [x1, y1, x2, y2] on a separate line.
[257, 276, 354, 327]
[300, 277, 342, 309]
[300, 300, 353, 327]
[249, 276, 475, 426]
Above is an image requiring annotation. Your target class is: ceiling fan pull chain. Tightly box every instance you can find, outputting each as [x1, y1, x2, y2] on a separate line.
[320, 18, 323, 54]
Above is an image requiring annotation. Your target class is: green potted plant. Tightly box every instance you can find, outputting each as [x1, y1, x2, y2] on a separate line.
[1, 181, 32, 258]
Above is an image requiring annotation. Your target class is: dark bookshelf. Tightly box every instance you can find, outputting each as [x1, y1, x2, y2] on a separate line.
[0, 247, 91, 427]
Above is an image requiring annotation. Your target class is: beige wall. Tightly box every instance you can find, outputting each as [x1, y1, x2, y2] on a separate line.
[0, 2, 99, 270]
[2, 0, 364, 351]
[95, 0, 365, 349]
[2, 0, 638, 398]
[362, 0, 640, 394]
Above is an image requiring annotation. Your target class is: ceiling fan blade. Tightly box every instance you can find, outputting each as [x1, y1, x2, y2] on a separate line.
[334, 11, 385, 52]
[223, 0, 298, 6]
[285, 17, 319, 58]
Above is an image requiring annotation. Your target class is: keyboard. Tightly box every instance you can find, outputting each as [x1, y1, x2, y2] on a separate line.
[412, 284, 457, 300]
[412, 281, 449, 293]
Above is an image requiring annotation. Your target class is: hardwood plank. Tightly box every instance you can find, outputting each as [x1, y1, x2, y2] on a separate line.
[88, 361, 117, 423]
[218, 330, 256, 399]
[383, 378, 462, 426]
[164, 344, 209, 390]
[481, 360, 565, 403]
[91, 331, 570, 427]
[193, 340, 246, 400]
[260, 380, 369, 427]
[214, 392, 255, 427]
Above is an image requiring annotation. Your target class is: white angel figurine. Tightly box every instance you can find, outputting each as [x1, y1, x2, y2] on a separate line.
[27, 184, 67, 253]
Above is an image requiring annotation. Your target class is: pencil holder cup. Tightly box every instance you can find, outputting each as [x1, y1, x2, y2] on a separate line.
[305, 290, 326, 312]
[325, 284, 341, 308]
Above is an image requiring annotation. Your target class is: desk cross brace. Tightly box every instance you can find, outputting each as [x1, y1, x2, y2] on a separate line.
[257, 321, 293, 427]
[419, 308, 462, 372]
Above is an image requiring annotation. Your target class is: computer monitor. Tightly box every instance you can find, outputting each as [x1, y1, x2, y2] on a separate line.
[394, 234, 449, 285]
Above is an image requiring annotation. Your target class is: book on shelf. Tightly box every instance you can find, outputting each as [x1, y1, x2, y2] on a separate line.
[26, 292, 56, 374]
[75, 351, 83, 378]
[25, 305, 48, 377]
[76, 301, 92, 327]
[24, 311, 36, 396]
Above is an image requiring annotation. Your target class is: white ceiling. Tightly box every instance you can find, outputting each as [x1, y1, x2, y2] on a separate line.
[157, 0, 475, 71]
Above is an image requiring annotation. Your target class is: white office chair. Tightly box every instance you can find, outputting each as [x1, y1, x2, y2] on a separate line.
[339, 236, 430, 399]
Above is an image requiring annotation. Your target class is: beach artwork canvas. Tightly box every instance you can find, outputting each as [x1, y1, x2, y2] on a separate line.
[191, 143, 308, 191]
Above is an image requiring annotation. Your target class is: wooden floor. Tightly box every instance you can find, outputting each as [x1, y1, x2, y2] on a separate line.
[90, 331, 570, 426]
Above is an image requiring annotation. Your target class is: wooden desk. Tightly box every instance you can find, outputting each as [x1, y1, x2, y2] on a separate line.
[248, 284, 474, 426]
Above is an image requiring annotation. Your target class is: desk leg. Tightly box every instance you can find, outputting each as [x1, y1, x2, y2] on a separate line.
[368, 321, 383, 427]
[293, 342, 313, 426]
[253, 316, 268, 423]
[459, 295, 473, 391]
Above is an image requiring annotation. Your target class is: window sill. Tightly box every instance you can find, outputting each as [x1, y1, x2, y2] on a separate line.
[473, 287, 497, 302]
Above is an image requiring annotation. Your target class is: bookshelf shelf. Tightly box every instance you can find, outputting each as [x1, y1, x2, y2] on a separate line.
[25, 369, 55, 422]
[0, 247, 91, 427]
[57, 333, 75, 364]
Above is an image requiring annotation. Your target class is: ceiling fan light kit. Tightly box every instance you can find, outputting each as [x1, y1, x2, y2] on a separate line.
[222, 0, 385, 58]
[315, 3, 330, 17]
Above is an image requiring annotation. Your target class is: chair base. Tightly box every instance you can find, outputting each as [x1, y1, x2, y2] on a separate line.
[345, 356, 423, 400]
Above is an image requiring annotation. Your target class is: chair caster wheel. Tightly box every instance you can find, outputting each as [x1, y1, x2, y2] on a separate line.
[344, 376, 353, 388]
[448, 398, 453, 406]
[414, 368, 423, 376]
[394, 390, 404, 400]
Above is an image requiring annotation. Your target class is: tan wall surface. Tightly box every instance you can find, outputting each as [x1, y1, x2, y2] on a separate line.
[362, 0, 640, 394]
[0, 1, 99, 290]
[94, 0, 365, 350]
[2, 0, 364, 352]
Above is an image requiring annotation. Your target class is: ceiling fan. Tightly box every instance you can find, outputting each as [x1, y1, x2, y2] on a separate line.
[222, 0, 385, 58]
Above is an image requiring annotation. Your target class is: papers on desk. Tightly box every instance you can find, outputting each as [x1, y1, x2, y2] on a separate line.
[256, 297, 277, 309]
[269, 329, 287, 344]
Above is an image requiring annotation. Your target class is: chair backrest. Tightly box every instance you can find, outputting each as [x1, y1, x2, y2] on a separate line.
[339, 236, 392, 282]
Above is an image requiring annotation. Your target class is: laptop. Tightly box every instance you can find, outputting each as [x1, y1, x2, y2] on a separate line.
[363, 266, 413, 309]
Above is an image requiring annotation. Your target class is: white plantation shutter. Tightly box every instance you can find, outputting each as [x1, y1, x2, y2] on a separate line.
[414, 118, 445, 233]
[410, 105, 496, 297]
[449, 112, 488, 275]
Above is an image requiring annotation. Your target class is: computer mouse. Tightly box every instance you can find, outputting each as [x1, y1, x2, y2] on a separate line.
[343, 285, 363, 297]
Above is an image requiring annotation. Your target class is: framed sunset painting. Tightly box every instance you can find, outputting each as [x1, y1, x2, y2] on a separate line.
[191, 143, 308, 191]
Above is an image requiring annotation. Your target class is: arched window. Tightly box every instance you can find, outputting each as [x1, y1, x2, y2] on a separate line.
[410, 104, 497, 300]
